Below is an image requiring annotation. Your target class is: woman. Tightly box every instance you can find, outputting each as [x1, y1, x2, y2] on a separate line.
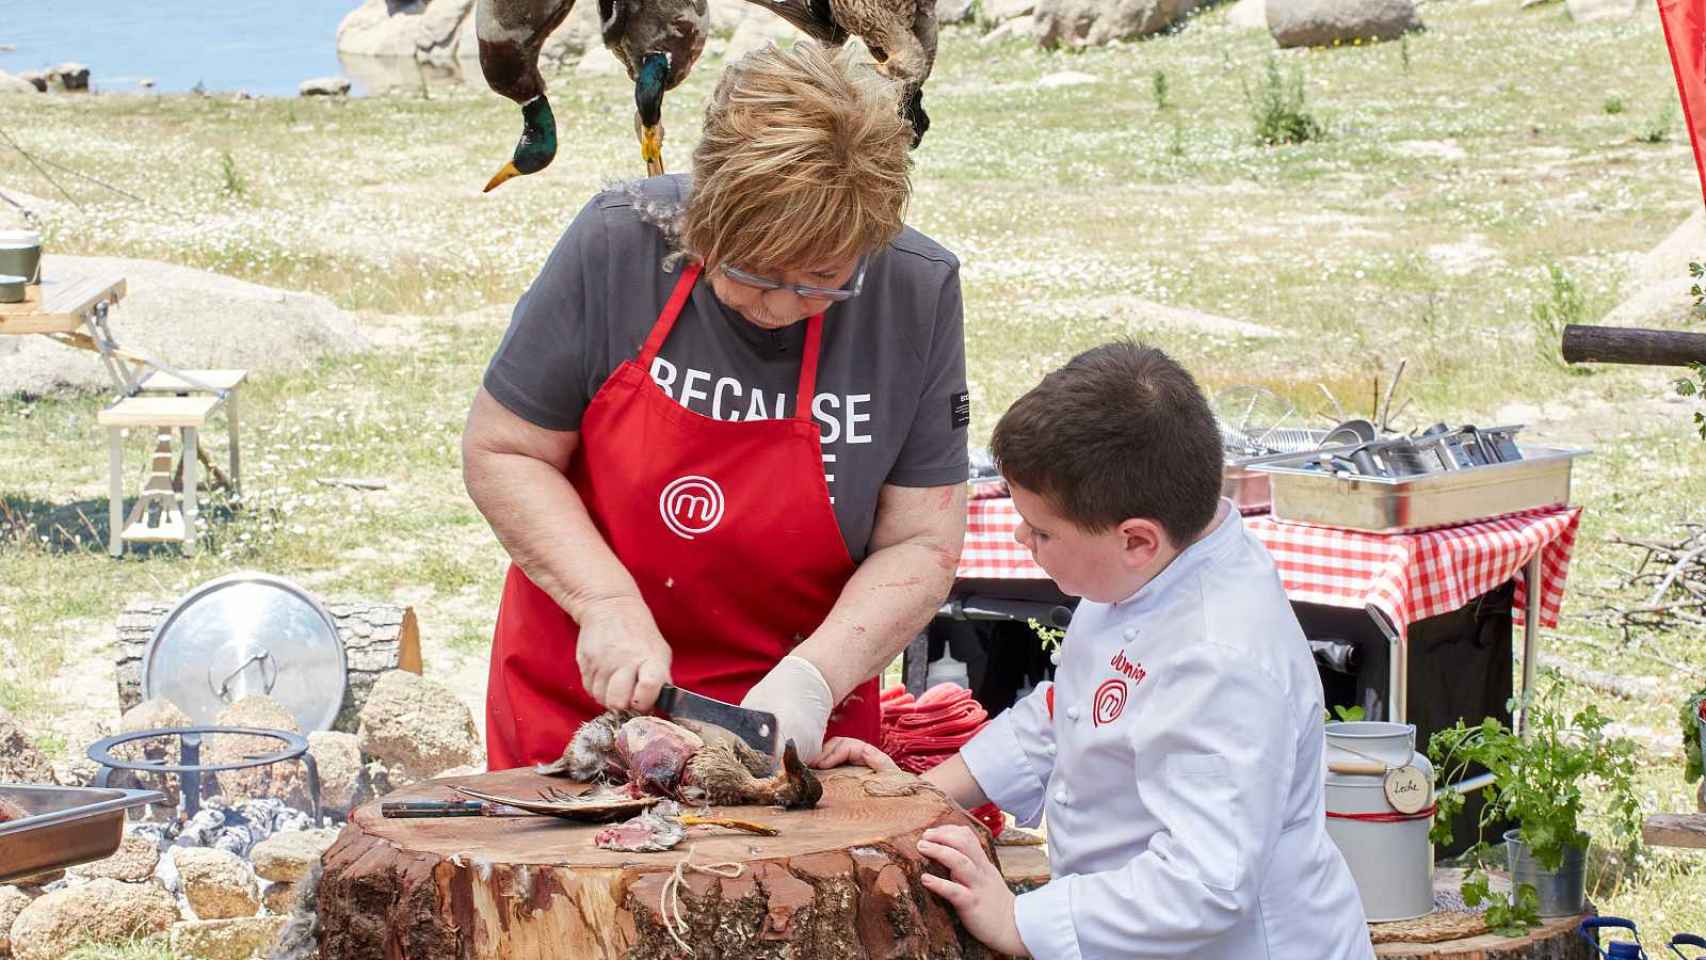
[462, 41, 969, 770]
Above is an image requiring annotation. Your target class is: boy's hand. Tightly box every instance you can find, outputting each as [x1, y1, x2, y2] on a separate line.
[917, 825, 1028, 958]
[811, 737, 900, 773]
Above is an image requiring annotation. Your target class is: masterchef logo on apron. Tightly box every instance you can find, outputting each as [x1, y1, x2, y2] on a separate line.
[659, 475, 725, 539]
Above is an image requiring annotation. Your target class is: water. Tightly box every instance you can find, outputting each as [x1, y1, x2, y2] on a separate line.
[0, 1, 382, 96]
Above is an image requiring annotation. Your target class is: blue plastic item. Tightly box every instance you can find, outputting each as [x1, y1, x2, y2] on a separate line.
[1582, 917, 1648, 959]
[1670, 934, 1706, 960]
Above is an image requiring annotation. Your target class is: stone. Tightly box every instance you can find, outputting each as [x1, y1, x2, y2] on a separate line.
[298, 76, 352, 97]
[307, 731, 367, 817]
[261, 881, 295, 915]
[168, 916, 287, 960]
[980, 0, 1037, 26]
[981, 16, 1039, 42]
[49, 754, 101, 788]
[574, 45, 626, 77]
[1036, 0, 1190, 46]
[46, 63, 89, 91]
[723, 14, 799, 60]
[0, 885, 37, 956]
[1567, 0, 1638, 19]
[8, 254, 366, 397]
[250, 828, 340, 884]
[1267, 0, 1421, 47]
[0, 71, 39, 94]
[938, 0, 978, 23]
[708, 0, 755, 35]
[338, 0, 450, 58]
[175, 847, 260, 920]
[8, 878, 178, 960]
[1226, 0, 1267, 28]
[7, 871, 61, 889]
[0, 707, 54, 785]
[16, 72, 47, 92]
[356, 671, 482, 784]
[68, 833, 160, 883]
[110, 698, 193, 805]
[205, 697, 313, 812]
[452, 0, 600, 68]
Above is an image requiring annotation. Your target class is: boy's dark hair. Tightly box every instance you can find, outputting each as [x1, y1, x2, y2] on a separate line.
[992, 341, 1222, 545]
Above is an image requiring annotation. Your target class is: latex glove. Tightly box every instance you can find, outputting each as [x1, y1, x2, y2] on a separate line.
[576, 596, 673, 712]
[741, 654, 834, 763]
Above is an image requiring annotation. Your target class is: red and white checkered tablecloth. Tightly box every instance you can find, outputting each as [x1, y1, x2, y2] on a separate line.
[958, 499, 1583, 638]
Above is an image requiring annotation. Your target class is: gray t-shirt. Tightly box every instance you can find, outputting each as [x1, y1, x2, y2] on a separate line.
[483, 175, 970, 561]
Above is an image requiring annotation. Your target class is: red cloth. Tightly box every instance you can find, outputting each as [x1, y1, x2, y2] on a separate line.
[1659, 0, 1706, 208]
[878, 682, 1004, 838]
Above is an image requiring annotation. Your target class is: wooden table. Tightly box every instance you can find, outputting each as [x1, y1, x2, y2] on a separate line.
[0, 272, 141, 390]
[1644, 813, 1706, 849]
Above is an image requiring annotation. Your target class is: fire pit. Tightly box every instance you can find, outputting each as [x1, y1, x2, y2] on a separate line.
[88, 726, 323, 823]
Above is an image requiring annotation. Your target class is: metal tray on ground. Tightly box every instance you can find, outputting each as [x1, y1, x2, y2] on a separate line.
[1246, 445, 1586, 533]
[0, 783, 164, 883]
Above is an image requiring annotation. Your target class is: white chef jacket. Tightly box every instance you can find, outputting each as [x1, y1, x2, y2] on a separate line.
[961, 502, 1374, 960]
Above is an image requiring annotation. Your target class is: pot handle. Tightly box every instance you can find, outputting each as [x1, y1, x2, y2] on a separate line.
[1579, 917, 1641, 958]
[1670, 934, 1706, 960]
[1326, 760, 1386, 776]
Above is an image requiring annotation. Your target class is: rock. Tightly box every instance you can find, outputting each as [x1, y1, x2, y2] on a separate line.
[0, 707, 54, 784]
[261, 881, 295, 915]
[356, 671, 482, 785]
[205, 697, 312, 812]
[723, 14, 799, 60]
[0, 71, 39, 94]
[1036, 70, 1098, 89]
[1567, 0, 1638, 19]
[938, 0, 979, 23]
[8, 871, 61, 889]
[138, 78, 155, 89]
[981, 16, 1040, 42]
[1226, 0, 1267, 28]
[455, 0, 603, 69]
[8, 878, 178, 960]
[175, 847, 259, 920]
[16, 71, 47, 92]
[980, 0, 1037, 26]
[7, 254, 366, 397]
[69, 833, 160, 883]
[708, 0, 755, 35]
[1036, 0, 1190, 46]
[169, 916, 286, 960]
[110, 698, 193, 806]
[574, 45, 626, 77]
[50, 753, 102, 788]
[338, 0, 456, 59]
[298, 76, 351, 97]
[0, 885, 37, 956]
[250, 828, 339, 884]
[307, 731, 366, 817]
[1267, 0, 1421, 47]
[46, 63, 89, 91]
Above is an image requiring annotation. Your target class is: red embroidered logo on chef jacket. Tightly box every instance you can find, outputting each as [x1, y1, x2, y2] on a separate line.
[659, 475, 725, 540]
[1108, 649, 1147, 684]
[1093, 678, 1127, 726]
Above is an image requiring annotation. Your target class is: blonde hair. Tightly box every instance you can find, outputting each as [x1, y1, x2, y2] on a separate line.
[682, 42, 914, 273]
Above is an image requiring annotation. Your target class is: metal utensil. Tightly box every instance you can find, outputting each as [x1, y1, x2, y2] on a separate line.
[654, 685, 779, 759]
[453, 785, 658, 823]
[381, 800, 520, 818]
[0, 784, 165, 883]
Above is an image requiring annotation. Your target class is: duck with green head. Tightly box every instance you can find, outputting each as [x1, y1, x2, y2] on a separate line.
[475, 0, 707, 190]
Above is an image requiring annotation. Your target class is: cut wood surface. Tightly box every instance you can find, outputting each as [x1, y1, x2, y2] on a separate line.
[0, 273, 127, 335]
[1644, 812, 1706, 849]
[115, 598, 420, 731]
[1374, 911, 1593, 959]
[317, 767, 997, 959]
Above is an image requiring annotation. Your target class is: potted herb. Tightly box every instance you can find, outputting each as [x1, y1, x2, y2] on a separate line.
[1683, 688, 1706, 811]
[1428, 678, 1643, 932]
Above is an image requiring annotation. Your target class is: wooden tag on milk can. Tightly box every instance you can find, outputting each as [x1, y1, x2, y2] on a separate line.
[1383, 765, 1431, 815]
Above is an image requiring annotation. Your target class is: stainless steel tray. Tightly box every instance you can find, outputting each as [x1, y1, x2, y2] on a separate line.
[1222, 464, 1274, 514]
[1246, 445, 1586, 533]
[0, 783, 164, 883]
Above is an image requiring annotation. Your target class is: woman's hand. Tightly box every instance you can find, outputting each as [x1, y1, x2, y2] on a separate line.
[917, 825, 1029, 957]
[812, 737, 900, 772]
[576, 596, 673, 711]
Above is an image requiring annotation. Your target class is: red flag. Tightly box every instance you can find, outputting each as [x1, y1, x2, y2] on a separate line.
[1658, 0, 1706, 208]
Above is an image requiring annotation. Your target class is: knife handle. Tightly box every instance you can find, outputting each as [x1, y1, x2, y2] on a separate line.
[382, 800, 487, 818]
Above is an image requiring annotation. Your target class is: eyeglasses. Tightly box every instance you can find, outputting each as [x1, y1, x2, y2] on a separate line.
[719, 258, 868, 303]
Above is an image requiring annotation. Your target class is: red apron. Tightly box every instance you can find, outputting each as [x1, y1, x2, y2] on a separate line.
[485, 263, 881, 770]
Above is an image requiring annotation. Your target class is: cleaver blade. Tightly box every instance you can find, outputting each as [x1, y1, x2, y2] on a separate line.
[654, 685, 781, 761]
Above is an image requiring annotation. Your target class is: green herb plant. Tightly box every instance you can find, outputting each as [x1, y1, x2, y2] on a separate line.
[1683, 689, 1706, 784]
[1427, 678, 1643, 936]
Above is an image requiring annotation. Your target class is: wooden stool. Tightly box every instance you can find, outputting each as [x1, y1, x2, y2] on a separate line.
[133, 368, 246, 496]
[97, 391, 235, 557]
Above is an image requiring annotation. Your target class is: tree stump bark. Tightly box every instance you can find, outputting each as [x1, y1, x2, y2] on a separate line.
[115, 598, 421, 732]
[1374, 912, 1596, 960]
[316, 767, 998, 959]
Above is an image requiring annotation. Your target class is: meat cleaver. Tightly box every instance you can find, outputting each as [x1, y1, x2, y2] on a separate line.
[655, 685, 780, 761]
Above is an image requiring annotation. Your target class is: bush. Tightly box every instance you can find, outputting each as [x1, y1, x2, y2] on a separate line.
[1247, 58, 1323, 146]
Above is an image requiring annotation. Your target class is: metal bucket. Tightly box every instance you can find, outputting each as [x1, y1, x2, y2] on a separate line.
[0, 230, 40, 285]
[1324, 722, 1436, 922]
[1505, 829, 1586, 917]
[0, 275, 23, 304]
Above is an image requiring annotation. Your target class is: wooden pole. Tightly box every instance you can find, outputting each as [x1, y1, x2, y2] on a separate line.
[1561, 324, 1706, 367]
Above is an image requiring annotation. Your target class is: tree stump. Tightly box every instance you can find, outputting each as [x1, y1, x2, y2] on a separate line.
[115, 598, 421, 732]
[1374, 912, 1596, 960]
[316, 767, 998, 959]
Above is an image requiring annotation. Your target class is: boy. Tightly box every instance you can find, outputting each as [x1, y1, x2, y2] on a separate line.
[818, 342, 1373, 959]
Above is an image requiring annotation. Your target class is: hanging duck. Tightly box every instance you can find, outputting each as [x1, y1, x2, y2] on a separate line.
[475, 0, 709, 190]
[743, 0, 937, 147]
